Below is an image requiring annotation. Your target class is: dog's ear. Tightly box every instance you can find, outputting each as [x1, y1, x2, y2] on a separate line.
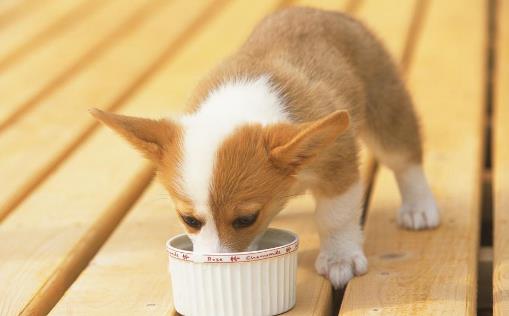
[267, 110, 350, 172]
[89, 108, 178, 163]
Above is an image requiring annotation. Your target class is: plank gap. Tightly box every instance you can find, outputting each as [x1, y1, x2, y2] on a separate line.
[327, 1, 371, 314]
[485, 0, 497, 118]
[0, 0, 166, 134]
[477, 0, 497, 314]
[341, 0, 488, 313]
[479, 246, 494, 314]
[20, 166, 155, 316]
[339, 0, 426, 313]
[0, 0, 230, 223]
[359, 0, 428, 227]
[483, 0, 496, 170]
[360, 161, 377, 226]
[480, 0, 496, 251]
[105, 0, 231, 115]
[0, 0, 105, 72]
[400, 0, 430, 74]
[0, 121, 103, 222]
[481, 171, 494, 247]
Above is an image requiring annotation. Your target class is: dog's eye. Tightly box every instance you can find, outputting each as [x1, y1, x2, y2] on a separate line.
[181, 215, 202, 229]
[232, 212, 259, 229]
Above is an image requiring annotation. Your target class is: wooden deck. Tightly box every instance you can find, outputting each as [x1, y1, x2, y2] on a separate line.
[0, 0, 504, 315]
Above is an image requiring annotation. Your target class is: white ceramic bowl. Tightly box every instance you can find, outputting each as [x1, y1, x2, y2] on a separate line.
[167, 228, 299, 316]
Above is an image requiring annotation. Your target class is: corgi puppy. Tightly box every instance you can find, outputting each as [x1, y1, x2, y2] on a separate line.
[91, 7, 439, 288]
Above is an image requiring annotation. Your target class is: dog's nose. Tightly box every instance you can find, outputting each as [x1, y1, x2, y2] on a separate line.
[191, 234, 232, 253]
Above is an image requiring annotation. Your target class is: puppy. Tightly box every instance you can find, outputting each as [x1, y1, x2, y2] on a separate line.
[91, 7, 439, 288]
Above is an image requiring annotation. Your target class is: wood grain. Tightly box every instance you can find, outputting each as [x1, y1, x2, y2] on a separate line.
[340, 0, 486, 314]
[47, 182, 176, 315]
[0, 0, 45, 29]
[0, 0, 29, 15]
[0, 1, 218, 315]
[493, 0, 509, 314]
[0, 0, 103, 70]
[0, 0, 209, 222]
[0, 0, 154, 128]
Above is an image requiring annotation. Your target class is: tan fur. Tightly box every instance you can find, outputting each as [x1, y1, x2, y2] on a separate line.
[89, 109, 181, 163]
[92, 7, 424, 251]
[210, 125, 295, 250]
[196, 8, 422, 243]
[206, 111, 349, 251]
[269, 110, 349, 171]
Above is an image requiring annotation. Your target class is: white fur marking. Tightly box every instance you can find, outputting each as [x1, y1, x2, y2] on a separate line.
[179, 76, 288, 252]
[314, 181, 364, 237]
[190, 219, 229, 253]
[395, 164, 440, 229]
[313, 181, 367, 288]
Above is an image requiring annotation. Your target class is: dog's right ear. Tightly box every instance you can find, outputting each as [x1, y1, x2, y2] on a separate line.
[89, 108, 179, 163]
[267, 110, 350, 173]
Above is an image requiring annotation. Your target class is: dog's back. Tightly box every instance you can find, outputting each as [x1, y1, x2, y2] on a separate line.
[189, 7, 421, 165]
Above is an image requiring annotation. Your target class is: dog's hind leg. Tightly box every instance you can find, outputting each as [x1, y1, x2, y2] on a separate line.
[358, 65, 439, 230]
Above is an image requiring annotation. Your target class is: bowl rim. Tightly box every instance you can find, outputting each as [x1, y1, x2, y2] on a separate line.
[166, 227, 299, 263]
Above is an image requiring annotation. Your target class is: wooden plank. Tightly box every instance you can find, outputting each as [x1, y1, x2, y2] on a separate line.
[0, 0, 103, 70]
[0, 0, 216, 222]
[0, 0, 43, 28]
[0, 2, 226, 314]
[493, 0, 509, 314]
[340, 0, 486, 314]
[0, 0, 28, 15]
[0, 0, 156, 129]
[0, 130, 155, 316]
[48, 182, 175, 315]
[49, 1, 357, 315]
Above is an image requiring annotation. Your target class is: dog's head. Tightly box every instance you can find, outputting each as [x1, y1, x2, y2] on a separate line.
[91, 108, 349, 252]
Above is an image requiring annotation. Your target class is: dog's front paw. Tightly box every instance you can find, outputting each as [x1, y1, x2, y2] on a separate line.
[398, 198, 440, 230]
[315, 249, 368, 289]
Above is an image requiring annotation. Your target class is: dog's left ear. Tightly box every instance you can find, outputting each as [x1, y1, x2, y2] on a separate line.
[268, 110, 350, 172]
[89, 108, 178, 163]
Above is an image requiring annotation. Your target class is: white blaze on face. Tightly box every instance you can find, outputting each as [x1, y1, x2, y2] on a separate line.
[178, 76, 288, 253]
[188, 217, 224, 253]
